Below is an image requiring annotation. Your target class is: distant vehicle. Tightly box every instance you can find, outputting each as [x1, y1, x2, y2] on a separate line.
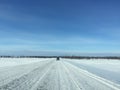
[56, 57, 60, 61]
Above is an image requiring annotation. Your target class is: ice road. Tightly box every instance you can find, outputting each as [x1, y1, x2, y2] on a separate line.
[0, 58, 120, 90]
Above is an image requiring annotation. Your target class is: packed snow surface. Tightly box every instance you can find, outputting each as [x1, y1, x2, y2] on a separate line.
[65, 59, 120, 84]
[0, 58, 120, 90]
[0, 58, 53, 67]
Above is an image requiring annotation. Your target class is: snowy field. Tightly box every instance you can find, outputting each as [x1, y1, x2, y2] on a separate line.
[0, 58, 120, 90]
[0, 58, 54, 67]
[66, 59, 120, 84]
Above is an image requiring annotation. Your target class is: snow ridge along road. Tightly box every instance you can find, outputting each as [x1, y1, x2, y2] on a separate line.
[62, 61, 120, 90]
[0, 58, 120, 90]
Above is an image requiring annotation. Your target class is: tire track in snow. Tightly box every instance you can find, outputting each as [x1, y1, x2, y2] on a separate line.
[31, 62, 55, 90]
[33, 61, 82, 90]
[0, 61, 54, 90]
[33, 62, 59, 90]
[0, 59, 120, 90]
[0, 61, 52, 86]
[60, 61, 83, 90]
[63, 61, 120, 90]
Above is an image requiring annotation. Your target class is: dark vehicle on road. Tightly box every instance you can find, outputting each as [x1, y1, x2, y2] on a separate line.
[56, 57, 60, 61]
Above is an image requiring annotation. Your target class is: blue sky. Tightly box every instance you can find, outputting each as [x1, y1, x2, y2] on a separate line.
[0, 0, 120, 55]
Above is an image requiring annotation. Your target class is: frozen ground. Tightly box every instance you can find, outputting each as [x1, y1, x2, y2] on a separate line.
[0, 58, 53, 67]
[0, 58, 120, 90]
[65, 59, 120, 84]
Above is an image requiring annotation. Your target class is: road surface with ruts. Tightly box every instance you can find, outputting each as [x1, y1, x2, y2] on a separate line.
[0, 59, 120, 90]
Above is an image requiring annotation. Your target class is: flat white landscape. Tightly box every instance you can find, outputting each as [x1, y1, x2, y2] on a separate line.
[66, 59, 120, 84]
[0, 58, 120, 90]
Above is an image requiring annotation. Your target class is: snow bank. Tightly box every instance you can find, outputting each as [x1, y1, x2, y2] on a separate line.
[64, 59, 120, 84]
[0, 58, 55, 67]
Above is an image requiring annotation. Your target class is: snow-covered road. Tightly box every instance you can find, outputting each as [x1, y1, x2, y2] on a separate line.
[0, 58, 120, 90]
